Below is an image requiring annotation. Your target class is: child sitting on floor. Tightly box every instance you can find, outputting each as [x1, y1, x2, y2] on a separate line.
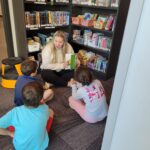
[14, 59, 54, 106]
[68, 67, 108, 123]
[0, 81, 54, 150]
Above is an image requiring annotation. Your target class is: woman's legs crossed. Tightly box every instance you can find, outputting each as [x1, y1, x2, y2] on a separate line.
[60, 70, 74, 83]
[41, 69, 67, 86]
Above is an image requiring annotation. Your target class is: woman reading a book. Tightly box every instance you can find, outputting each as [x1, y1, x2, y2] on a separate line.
[40, 30, 78, 87]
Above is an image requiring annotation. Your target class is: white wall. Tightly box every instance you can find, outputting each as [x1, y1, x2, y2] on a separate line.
[101, 0, 150, 150]
[8, 0, 18, 56]
[0, 1, 2, 16]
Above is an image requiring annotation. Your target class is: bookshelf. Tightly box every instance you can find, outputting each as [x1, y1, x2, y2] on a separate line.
[24, 0, 71, 59]
[70, 0, 131, 79]
[11, 0, 130, 80]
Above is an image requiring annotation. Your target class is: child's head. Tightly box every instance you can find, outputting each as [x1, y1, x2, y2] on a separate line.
[22, 81, 43, 108]
[21, 59, 37, 76]
[74, 67, 93, 86]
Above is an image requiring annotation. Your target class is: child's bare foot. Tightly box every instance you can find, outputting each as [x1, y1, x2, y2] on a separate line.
[43, 82, 53, 90]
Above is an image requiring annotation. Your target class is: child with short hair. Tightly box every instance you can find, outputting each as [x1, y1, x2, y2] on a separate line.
[14, 59, 53, 106]
[68, 67, 108, 123]
[0, 81, 54, 150]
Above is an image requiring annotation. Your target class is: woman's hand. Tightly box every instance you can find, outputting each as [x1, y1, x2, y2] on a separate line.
[63, 62, 68, 69]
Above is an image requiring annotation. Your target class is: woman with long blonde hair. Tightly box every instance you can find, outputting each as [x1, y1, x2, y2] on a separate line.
[40, 30, 75, 86]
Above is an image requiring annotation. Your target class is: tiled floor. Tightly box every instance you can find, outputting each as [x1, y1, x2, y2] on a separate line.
[0, 17, 7, 66]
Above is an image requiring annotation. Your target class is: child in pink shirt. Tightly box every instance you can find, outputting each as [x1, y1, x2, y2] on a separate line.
[68, 67, 108, 123]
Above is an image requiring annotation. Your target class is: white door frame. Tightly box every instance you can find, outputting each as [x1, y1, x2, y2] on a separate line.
[101, 0, 145, 149]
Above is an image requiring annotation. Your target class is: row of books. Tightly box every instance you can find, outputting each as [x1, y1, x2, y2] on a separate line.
[73, 29, 112, 51]
[78, 50, 108, 73]
[25, 11, 70, 29]
[72, 0, 119, 7]
[72, 13, 115, 31]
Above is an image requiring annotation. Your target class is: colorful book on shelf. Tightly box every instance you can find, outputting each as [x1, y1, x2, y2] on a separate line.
[38, 33, 48, 46]
[111, 0, 119, 7]
[40, 11, 49, 26]
[105, 15, 115, 30]
[48, 11, 52, 25]
[65, 53, 76, 70]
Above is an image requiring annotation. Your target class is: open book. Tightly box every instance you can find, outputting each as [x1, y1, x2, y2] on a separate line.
[65, 53, 76, 70]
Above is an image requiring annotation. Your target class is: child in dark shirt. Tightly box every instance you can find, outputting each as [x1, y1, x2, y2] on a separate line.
[14, 59, 54, 106]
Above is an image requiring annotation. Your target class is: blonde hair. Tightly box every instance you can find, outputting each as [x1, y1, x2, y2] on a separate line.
[51, 30, 68, 63]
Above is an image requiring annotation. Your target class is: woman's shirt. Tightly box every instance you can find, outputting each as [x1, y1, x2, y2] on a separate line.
[40, 42, 74, 71]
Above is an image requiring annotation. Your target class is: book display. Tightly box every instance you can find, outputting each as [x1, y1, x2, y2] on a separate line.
[24, 0, 71, 57]
[70, 0, 131, 79]
[18, 0, 130, 79]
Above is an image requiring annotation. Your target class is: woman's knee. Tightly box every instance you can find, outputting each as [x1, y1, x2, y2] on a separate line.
[41, 70, 55, 79]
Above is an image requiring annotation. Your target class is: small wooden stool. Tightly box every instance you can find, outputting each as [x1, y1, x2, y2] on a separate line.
[1, 57, 24, 88]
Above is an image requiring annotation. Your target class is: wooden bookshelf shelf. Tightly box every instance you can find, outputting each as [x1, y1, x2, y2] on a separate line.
[54, 2, 70, 5]
[72, 40, 110, 58]
[24, 1, 48, 5]
[72, 4, 118, 11]
[26, 25, 70, 31]
[24, 1, 69, 6]
[72, 24, 113, 36]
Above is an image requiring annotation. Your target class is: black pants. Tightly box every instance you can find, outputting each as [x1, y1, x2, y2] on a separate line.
[41, 69, 74, 86]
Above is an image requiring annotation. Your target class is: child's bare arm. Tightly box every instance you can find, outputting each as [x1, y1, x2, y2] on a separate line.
[49, 109, 54, 118]
[0, 128, 14, 138]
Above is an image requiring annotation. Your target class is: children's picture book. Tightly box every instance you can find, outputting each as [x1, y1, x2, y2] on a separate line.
[65, 53, 76, 70]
